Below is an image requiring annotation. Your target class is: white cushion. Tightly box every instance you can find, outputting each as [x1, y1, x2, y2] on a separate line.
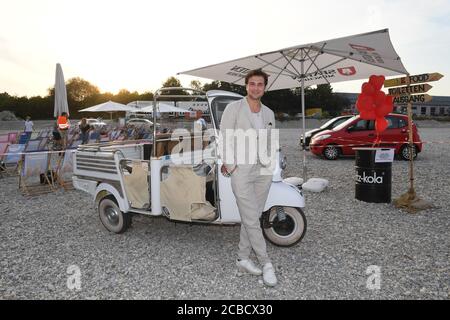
[302, 178, 329, 192]
[283, 177, 304, 186]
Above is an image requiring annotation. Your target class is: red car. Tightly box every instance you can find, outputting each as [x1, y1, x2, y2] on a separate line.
[310, 114, 423, 160]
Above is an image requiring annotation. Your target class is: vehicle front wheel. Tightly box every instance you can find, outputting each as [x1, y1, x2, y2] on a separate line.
[400, 144, 418, 160]
[262, 207, 307, 247]
[98, 196, 131, 234]
[323, 145, 340, 160]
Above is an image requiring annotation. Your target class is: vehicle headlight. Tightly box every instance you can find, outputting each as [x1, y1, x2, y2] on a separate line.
[279, 152, 287, 170]
[314, 134, 331, 141]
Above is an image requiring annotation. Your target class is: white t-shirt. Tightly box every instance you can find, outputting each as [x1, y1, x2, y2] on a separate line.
[24, 120, 34, 132]
[250, 111, 265, 129]
[195, 118, 207, 129]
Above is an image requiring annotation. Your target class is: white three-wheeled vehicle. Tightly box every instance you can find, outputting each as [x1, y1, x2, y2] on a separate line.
[73, 88, 306, 246]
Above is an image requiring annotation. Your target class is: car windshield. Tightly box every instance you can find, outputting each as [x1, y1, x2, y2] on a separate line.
[319, 117, 342, 129]
[332, 116, 358, 131]
[211, 96, 242, 128]
[331, 117, 353, 128]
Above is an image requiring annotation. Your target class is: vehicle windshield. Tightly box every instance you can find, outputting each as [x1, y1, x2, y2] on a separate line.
[319, 117, 342, 129]
[332, 116, 358, 131]
[319, 116, 352, 129]
[211, 96, 243, 129]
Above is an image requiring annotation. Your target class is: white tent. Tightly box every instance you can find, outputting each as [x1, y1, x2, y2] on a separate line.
[179, 29, 408, 179]
[79, 101, 136, 112]
[138, 103, 190, 113]
[54, 63, 69, 117]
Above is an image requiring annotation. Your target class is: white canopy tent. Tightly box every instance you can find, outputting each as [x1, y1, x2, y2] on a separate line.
[79, 101, 137, 120]
[79, 101, 136, 113]
[179, 28, 408, 179]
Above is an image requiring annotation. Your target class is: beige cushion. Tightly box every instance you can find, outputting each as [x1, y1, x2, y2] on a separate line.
[123, 162, 150, 209]
[161, 166, 216, 222]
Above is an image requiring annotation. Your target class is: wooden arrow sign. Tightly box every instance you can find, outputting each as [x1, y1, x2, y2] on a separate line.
[384, 73, 443, 88]
[388, 84, 432, 96]
[393, 94, 432, 104]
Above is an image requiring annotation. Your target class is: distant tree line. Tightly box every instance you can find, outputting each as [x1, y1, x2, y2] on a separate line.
[201, 80, 350, 116]
[0, 76, 349, 120]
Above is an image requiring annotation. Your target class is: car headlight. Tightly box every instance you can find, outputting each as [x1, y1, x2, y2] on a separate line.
[314, 134, 331, 141]
[279, 152, 287, 170]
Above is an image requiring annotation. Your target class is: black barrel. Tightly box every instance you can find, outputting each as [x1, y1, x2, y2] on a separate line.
[354, 148, 392, 203]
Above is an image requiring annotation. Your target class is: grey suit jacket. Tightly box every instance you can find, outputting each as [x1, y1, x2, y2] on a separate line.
[219, 97, 277, 170]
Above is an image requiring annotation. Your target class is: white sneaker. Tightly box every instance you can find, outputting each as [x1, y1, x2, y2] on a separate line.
[236, 259, 262, 276]
[263, 263, 277, 286]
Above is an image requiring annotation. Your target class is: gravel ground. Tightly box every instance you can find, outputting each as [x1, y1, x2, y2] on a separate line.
[0, 127, 449, 300]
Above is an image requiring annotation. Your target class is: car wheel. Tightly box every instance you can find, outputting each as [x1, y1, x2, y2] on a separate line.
[323, 145, 340, 160]
[262, 207, 307, 247]
[400, 144, 418, 160]
[98, 196, 131, 234]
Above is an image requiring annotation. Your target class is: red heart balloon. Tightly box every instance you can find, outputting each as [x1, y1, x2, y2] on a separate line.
[375, 96, 393, 117]
[385, 95, 394, 112]
[376, 95, 394, 117]
[369, 75, 385, 91]
[361, 82, 375, 96]
[356, 93, 375, 112]
[374, 90, 386, 107]
[375, 117, 388, 133]
[360, 109, 376, 120]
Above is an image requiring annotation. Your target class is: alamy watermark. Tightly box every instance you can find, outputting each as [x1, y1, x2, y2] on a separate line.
[67, 264, 81, 291]
[366, 265, 381, 290]
[166, 127, 280, 175]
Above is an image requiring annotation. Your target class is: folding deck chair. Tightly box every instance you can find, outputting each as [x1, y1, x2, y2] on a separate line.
[0, 142, 9, 177]
[8, 132, 18, 144]
[37, 129, 51, 142]
[88, 131, 100, 144]
[19, 152, 56, 196]
[18, 133, 29, 144]
[2, 144, 25, 176]
[38, 137, 50, 151]
[68, 139, 82, 149]
[99, 135, 110, 143]
[55, 149, 75, 190]
[23, 139, 43, 153]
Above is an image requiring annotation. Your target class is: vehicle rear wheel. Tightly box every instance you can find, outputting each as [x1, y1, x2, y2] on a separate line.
[98, 196, 131, 233]
[323, 145, 340, 160]
[400, 144, 418, 160]
[262, 207, 307, 247]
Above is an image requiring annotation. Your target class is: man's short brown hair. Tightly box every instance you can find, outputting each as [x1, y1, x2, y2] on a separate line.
[245, 69, 268, 86]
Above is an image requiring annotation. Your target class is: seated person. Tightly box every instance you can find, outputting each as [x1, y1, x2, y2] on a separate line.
[52, 123, 63, 150]
[79, 118, 91, 145]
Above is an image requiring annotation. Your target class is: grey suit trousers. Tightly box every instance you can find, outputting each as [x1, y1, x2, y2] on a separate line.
[231, 164, 272, 265]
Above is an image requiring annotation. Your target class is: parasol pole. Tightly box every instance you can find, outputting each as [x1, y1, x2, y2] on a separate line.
[300, 50, 307, 182]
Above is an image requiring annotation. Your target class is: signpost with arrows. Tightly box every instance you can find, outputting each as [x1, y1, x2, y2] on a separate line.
[385, 72, 444, 212]
[384, 73, 443, 87]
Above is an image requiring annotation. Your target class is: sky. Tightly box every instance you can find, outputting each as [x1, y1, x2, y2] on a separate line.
[1, 0, 449, 97]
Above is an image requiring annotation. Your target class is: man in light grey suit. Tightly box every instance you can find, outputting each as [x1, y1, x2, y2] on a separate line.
[220, 69, 277, 287]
